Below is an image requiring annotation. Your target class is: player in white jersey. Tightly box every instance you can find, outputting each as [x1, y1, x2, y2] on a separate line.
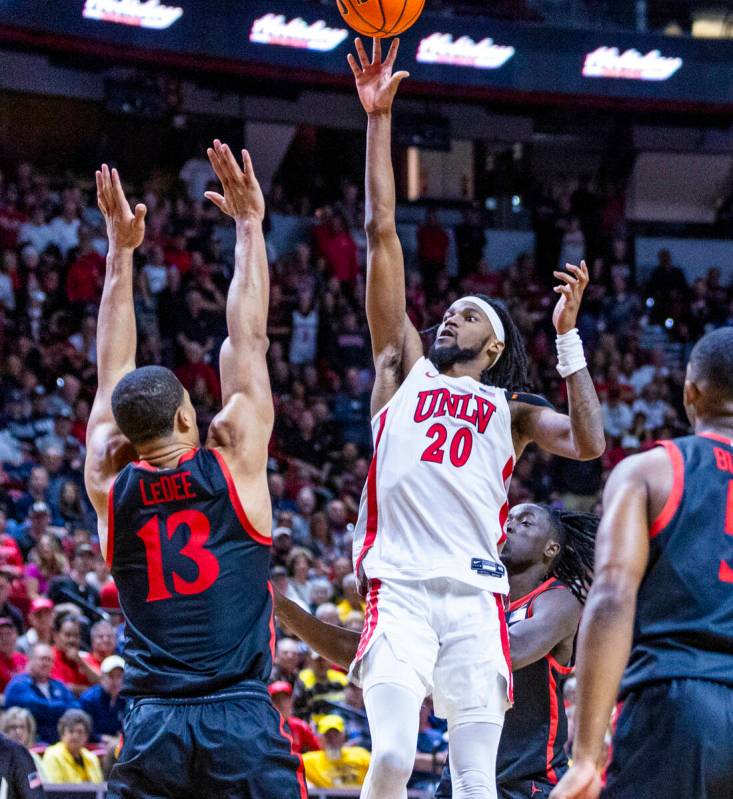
[346, 38, 605, 799]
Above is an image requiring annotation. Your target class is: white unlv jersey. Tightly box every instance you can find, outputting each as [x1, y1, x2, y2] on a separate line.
[353, 357, 515, 594]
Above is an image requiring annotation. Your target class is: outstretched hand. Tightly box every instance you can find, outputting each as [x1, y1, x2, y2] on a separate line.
[204, 139, 265, 222]
[549, 759, 602, 799]
[347, 37, 409, 116]
[96, 164, 146, 251]
[552, 260, 589, 335]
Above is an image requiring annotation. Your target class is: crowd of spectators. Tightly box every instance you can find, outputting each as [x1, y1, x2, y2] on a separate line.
[0, 155, 731, 789]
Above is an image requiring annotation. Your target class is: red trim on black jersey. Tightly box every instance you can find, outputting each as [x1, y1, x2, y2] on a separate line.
[277, 712, 309, 799]
[509, 578, 559, 614]
[649, 440, 685, 539]
[354, 409, 388, 576]
[546, 665, 561, 784]
[105, 479, 116, 568]
[267, 581, 277, 662]
[211, 449, 271, 546]
[177, 447, 198, 465]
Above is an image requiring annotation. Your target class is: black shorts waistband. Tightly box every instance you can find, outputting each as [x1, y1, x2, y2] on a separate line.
[130, 679, 270, 707]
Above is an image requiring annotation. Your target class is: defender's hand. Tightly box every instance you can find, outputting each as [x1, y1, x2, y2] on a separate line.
[550, 759, 602, 799]
[204, 140, 265, 223]
[552, 260, 589, 335]
[347, 37, 409, 116]
[96, 165, 147, 251]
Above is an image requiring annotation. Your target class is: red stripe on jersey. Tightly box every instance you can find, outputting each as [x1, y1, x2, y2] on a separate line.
[649, 441, 684, 539]
[546, 653, 573, 677]
[105, 480, 116, 568]
[177, 447, 198, 465]
[509, 578, 559, 613]
[134, 448, 199, 470]
[546, 665, 560, 784]
[267, 581, 277, 661]
[494, 593, 513, 701]
[355, 579, 381, 661]
[211, 449, 271, 546]
[497, 456, 515, 547]
[699, 431, 733, 447]
[277, 713, 309, 799]
[354, 409, 388, 576]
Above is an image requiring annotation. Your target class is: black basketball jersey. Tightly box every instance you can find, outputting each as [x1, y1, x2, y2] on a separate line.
[108, 447, 274, 698]
[497, 579, 572, 786]
[621, 433, 733, 696]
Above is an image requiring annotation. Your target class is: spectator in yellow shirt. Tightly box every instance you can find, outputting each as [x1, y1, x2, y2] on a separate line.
[302, 714, 370, 789]
[296, 650, 348, 721]
[41, 709, 103, 784]
[336, 574, 365, 623]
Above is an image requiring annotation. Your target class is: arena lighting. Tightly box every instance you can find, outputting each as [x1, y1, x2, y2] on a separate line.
[416, 32, 515, 70]
[249, 13, 348, 52]
[582, 47, 683, 81]
[82, 0, 183, 30]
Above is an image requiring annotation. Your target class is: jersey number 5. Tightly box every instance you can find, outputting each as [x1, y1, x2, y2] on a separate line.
[718, 480, 733, 584]
[137, 510, 221, 602]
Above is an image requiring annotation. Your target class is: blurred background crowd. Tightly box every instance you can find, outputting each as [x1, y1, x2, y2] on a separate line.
[0, 153, 730, 789]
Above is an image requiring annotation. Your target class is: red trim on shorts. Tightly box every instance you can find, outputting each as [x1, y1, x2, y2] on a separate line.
[211, 449, 271, 546]
[277, 713, 308, 799]
[105, 480, 116, 568]
[494, 593, 513, 702]
[354, 409, 388, 576]
[546, 665, 560, 784]
[355, 579, 381, 661]
[699, 431, 733, 447]
[267, 581, 277, 661]
[649, 441, 684, 539]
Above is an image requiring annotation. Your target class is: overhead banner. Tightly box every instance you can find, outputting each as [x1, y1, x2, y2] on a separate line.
[0, 0, 731, 107]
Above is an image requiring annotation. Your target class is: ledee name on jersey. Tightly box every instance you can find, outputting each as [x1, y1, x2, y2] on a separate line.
[413, 388, 497, 434]
[139, 471, 197, 506]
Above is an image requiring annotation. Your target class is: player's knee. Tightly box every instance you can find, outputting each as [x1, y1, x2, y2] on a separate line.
[452, 767, 494, 798]
[369, 748, 414, 787]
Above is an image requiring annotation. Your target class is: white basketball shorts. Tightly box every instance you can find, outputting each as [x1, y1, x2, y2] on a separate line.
[348, 576, 513, 726]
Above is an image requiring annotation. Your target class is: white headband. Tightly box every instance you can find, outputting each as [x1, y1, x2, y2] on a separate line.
[460, 296, 506, 344]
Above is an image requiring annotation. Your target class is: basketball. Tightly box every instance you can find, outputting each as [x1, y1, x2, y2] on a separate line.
[336, 0, 426, 38]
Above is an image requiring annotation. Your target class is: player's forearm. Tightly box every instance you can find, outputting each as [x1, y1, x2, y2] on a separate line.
[96, 247, 137, 391]
[365, 113, 396, 234]
[228, 218, 269, 345]
[565, 368, 605, 460]
[571, 580, 635, 765]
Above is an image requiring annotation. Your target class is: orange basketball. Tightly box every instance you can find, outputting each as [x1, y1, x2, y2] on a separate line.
[336, 0, 426, 38]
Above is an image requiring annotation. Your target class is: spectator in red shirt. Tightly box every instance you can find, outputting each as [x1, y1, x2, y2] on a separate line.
[268, 681, 320, 754]
[174, 341, 221, 403]
[316, 212, 359, 284]
[417, 208, 449, 274]
[50, 614, 99, 697]
[0, 616, 27, 691]
[164, 231, 192, 274]
[65, 229, 104, 305]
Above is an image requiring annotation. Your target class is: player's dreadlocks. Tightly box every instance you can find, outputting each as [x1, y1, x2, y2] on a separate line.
[545, 508, 599, 604]
[475, 295, 531, 393]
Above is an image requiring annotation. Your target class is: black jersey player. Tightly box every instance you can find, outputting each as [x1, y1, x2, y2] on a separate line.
[553, 327, 733, 799]
[275, 503, 598, 799]
[83, 147, 306, 798]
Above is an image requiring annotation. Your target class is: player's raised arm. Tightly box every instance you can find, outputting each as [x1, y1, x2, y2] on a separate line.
[348, 38, 417, 414]
[550, 451, 657, 799]
[513, 261, 605, 461]
[204, 141, 273, 528]
[84, 166, 145, 547]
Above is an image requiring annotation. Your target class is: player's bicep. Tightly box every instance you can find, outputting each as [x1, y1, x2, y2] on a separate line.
[510, 590, 582, 670]
[516, 403, 578, 459]
[218, 337, 273, 420]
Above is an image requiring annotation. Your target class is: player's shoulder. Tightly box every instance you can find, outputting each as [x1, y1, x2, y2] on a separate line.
[505, 390, 555, 410]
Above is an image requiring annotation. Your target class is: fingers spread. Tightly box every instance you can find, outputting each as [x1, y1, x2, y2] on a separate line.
[553, 270, 579, 286]
[241, 149, 255, 180]
[111, 167, 129, 213]
[204, 191, 227, 211]
[346, 52, 361, 78]
[355, 37, 369, 69]
[372, 36, 381, 65]
[385, 37, 400, 68]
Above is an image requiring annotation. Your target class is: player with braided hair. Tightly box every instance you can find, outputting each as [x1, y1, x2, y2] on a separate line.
[275, 503, 599, 799]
